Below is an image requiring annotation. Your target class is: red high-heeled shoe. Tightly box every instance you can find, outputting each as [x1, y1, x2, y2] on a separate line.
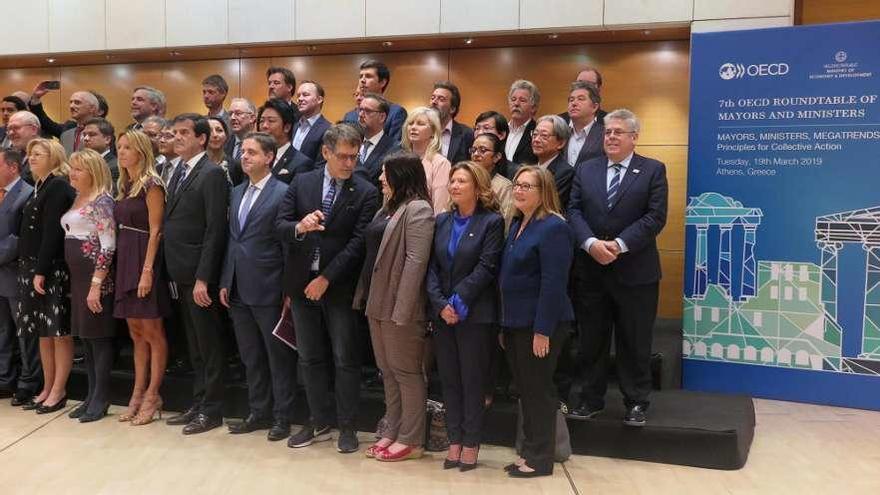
[375, 445, 424, 462]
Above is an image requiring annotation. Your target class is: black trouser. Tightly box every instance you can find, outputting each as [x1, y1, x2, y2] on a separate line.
[1, 296, 41, 394]
[82, 337, 114, 415]
[292, 286, 362, 429]
[433, 321, 493, 447]
[573, 254, 658, 409]
[229, 297, 296, 422]
[177, 283, 226, 418]
[505, 324, 568, 474]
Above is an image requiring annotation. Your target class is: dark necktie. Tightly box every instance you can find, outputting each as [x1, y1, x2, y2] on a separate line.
[168, 163, 189, 197]
[233, 139, 242, 161]
[360, 140, 372, 162]
[312, 179, 338, 266]
[607, 163, 622, 209]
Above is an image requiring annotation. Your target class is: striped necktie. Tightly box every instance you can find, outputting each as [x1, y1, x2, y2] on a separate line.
[312, 179, 338, 267]
[607, 163, 622, 209]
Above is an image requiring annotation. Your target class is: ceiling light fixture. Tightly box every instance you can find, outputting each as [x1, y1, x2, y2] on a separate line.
[46, 57, 56, 63]
[382, 41, 393, 47]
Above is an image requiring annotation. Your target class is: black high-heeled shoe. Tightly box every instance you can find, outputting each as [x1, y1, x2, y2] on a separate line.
[36, 397, 67, 415]
[68, 402, 89, 419]
[22, 398, 44, 411]
[443, 459, 460, 470]
[79, 404, 109, 423]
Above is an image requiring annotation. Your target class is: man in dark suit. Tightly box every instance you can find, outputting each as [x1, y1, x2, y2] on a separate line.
[342, 60, 407, 143]
[81, 117, 118, 182]
[219, 132, 295, 442]
[257, 99, 313, 184]
[354, 93, 400, 187]
[225, 98, 257, 186]
[162, 113, 231, 435]
[0, 150, 37, 403]
[559, 67, 609, 125]
[6, 111, 41, 184]
[202, 74, 230, 125]
[430, 81, 474, 164]
[26, 83, 109, 140]
[292, 81, 331, 162]
[505, 80, 540, 166]
[566, 82, 605, 167]
[566, 109, 668, 427]
[530, 115, 574, 207]
[276, 123, 379, 454]
[129, 86, 166, 131]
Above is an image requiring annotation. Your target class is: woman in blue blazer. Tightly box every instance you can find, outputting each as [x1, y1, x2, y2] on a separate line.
[426, 162, 504, 472]
[499, 165, 574, 478]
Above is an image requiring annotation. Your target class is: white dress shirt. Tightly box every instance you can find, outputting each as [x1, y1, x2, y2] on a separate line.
[567, 118, 596, 166]
[440, 120, 454, 157]
[505, 119, 531, 161]
[292, 114, 322, 150]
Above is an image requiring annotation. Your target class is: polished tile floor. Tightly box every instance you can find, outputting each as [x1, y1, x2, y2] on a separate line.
[0, 398, 877, 494]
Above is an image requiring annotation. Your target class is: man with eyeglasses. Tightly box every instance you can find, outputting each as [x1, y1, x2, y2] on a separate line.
[566, 109, 668, 428]
[276, 123, 378, 454]
[225, 98, 258, 185]
[566, 81, 605, 167]
[6, 111, 41, 184]
[256, 99, 313, 184]
[529, 114, 574, 207]
[353, 93, 399, 187]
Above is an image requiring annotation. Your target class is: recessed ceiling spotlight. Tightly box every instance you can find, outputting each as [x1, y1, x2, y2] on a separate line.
[382, 41, 393, 47]
[169, 50, 182, 56]
[548, 33, 559, 40]
[307, 45, 317, 52]
[643, 30, 652, 35]
[46, 57, 56, 63]
[464, 38, 474, 45]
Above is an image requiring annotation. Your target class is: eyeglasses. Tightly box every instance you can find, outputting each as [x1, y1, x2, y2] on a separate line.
[512, 182, 540, 192]
[358, 107, 384, 115]
[331, 151, 358, 163]
[468, 146, 494, 156]
[230, 110, 254, 117]
[604, 129, 636, 137]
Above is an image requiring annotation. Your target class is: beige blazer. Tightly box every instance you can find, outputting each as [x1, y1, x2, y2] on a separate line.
[354, 199, 435, 326]
[422, 152, 451, 215]
[491, 172, 515, 233]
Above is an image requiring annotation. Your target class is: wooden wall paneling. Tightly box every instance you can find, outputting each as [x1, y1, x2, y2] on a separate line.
[449, 47, 522, 128]
[799, 0, 880, 24]
[659, 250, 684, 318]
[239, 58, 274, 109]
[0, 67, 64, 122]
[160, 59, 243, 118]
[643, 145, 687, 252]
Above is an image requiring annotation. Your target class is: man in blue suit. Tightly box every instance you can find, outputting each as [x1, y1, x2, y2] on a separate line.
[342, 60, 407, 143]
[0, 150, 38, 404]
[354, 93, 400, 188]
[276, 123, 379, 454]
[566, 109, 668, 427]
[220, 132, 295, 442]
[292, 81, 331, 162]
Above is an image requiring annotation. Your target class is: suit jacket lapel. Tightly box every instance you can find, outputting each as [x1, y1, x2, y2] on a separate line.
[374, 206, 406, 266]
[0, 180, 22, 213]
[167, 156, 204, 215]
[448, 124, 462, 160]
[326, 178, 354, 227]
[577, 122, 604, 164]
[273, 147, 293, 176]
[230, 183, 245, 235]
[515, 120, 535, 159]
[591, 160, 609, 208]
[243, 178, 277, 233]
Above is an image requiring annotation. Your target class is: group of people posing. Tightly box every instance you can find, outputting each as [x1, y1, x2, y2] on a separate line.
[0, 60, 668, 479]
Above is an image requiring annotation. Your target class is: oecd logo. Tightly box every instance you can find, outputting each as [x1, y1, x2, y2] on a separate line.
[835, 51, 848, 63]
[719, 61, 789, 80]
[719, 63, 742, 80]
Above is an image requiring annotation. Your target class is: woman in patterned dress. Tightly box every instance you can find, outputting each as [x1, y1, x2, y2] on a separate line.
[62, 149, 116, 422]
[17, 139, 76, 413]
[113, 130, 171, 425]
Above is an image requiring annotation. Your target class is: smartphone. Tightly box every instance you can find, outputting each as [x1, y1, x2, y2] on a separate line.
[41, 80, 61, 90]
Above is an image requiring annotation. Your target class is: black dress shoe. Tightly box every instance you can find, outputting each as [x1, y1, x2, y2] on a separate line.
[567, 404, 604, 420]
[227, 414, 273, 434]
[165, 359, 193, 376]
[166, 406, 199, 426]
[12, 392, 33, 407]
[623, 404, 648, 427]
[336, 428, 359, 453]
[267, 420, 290, 442]
[182, 414, 222, 435]
[79, 405, 109, 423]
[69, 402, 89, 419]
[36, 397, 67, 414]
[508, 466, 552, 478]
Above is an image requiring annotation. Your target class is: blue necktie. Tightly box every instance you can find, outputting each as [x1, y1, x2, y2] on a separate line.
[607, 163, 622, 209]
[238, 185, 257, 229]
[312, 180, 337, 266]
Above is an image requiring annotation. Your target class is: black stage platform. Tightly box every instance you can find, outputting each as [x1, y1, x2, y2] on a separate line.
[67, 318, 755, 470]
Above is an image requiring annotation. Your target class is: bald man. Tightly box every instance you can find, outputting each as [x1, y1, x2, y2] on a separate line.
[28, 85, 101, 153]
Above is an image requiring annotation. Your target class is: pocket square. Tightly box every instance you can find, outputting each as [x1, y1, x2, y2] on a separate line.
[278, 169, 290, 175]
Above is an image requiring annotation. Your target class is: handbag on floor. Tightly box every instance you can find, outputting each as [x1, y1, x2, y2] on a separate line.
[514, 400, 572, 462]
[425, 399, 449, 452]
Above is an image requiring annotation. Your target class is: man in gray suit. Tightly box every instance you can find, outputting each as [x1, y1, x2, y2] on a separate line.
[57, 92, 101, 155]
[0, 150, 38, 404]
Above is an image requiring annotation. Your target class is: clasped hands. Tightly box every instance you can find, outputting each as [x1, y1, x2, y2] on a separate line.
[589, 240, 621, 266]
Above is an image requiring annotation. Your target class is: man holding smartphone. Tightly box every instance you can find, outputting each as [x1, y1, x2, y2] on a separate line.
[27, 81, 104, 154]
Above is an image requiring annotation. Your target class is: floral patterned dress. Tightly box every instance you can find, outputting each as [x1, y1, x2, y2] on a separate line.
[61, 193, 116, 339]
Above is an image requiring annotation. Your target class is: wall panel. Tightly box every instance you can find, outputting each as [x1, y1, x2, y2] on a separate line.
[49, 0, 107, 53]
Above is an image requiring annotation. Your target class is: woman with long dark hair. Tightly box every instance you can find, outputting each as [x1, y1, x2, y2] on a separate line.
[355, 151, 435, 462]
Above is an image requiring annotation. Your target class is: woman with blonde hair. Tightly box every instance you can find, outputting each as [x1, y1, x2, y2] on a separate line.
[17, 138, 76, 413]
[499, 166, 574, 478]
[426, 161, 504, 471]
[113, 130, 171, 425]
[401, 106, 450, 214]
[62, 149, 116, 422]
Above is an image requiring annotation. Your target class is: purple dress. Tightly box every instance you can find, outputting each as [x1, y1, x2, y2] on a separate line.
[113, 178, 172, 319]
